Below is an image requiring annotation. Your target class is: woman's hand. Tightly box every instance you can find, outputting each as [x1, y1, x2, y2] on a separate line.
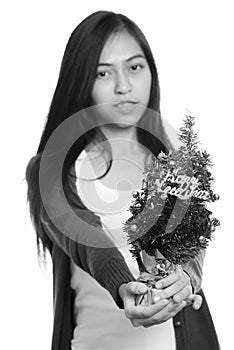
[118, 267, 203, 328]
[153, 266, 203, 310]
[119, 282, 187, 328]
[185, 293, 203, 310]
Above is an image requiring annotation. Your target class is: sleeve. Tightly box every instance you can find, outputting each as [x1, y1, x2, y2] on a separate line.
[36, 150, 136, 308]
[182, 249, 206, 294]
[41, 203, 135, 307]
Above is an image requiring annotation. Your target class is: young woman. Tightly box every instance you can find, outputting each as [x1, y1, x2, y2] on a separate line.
[26, 10, 220, 350]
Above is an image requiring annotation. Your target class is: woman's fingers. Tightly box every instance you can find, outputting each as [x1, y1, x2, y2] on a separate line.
[155, 271, 179, 290]
[154, 267, 191, 302]
[125, 298, 170, 320]
[149, 299, 187, 325]
[157, 280, 192, 302]
[187, 293, 203, 310]
[124, 282, 171, 320]
[123, 281, 148, 307]
[172, 284, 193, 303]
[132, 299, 187, 328]
[127, 281, 148, 295]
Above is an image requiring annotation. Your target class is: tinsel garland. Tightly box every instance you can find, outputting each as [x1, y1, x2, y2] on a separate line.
[123, 115, 220, 286]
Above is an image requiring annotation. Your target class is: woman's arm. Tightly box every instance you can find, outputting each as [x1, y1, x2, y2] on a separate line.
[41, 207, 135, 307]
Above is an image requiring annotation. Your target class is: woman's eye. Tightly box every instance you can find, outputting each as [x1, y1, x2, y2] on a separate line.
[130, 64, 143, 72]
[97, 71, 110, 79]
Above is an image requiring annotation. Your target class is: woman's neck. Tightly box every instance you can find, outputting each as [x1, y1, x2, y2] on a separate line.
[98, 124, 143, 158]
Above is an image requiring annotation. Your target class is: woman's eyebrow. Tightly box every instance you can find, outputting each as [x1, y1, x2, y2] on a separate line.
[97, 54, 146, 67]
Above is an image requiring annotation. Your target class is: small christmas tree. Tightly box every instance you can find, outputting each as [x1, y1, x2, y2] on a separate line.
[123, 115, 220, 288]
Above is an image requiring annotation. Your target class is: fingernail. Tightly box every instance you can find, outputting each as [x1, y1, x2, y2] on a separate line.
[154, 296, 161, 303]
[194, 303, 200, 310]
[138, 287, 147, 294]
[175, 295, 181, 303]
[156, 282, 162, 289]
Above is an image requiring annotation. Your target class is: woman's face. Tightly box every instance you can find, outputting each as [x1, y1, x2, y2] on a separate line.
[91, 30, 152, 127]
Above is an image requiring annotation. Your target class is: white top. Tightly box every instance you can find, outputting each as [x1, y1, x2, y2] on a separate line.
[70, 149, 176, 350]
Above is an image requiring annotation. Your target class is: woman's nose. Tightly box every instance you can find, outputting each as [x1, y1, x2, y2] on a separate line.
[114, 72, 132, 94]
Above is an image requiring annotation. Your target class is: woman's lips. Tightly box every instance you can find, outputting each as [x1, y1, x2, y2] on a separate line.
[115, 100, 137, 106]
[114, 101, 137, 113]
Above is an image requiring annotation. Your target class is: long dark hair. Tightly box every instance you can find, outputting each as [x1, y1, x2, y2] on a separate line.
[26, 10, 172, 258]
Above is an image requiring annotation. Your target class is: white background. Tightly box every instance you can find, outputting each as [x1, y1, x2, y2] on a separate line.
[1, 1, 233, 349]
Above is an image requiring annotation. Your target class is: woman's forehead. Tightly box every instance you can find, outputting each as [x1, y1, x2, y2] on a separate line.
[98, 31, 145, 65]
